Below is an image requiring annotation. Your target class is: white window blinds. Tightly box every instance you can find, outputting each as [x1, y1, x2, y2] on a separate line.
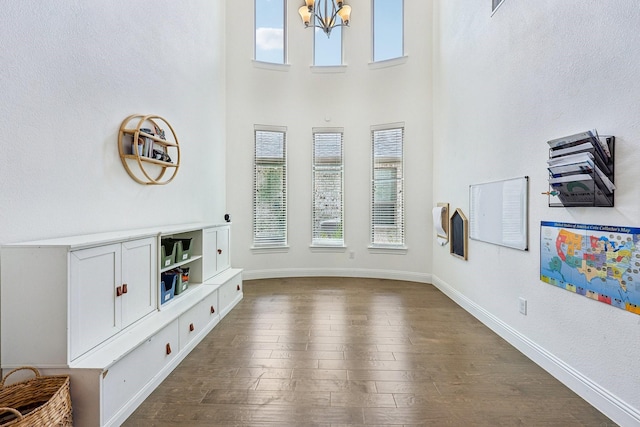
[371, 126, 404, 246]
[312, 131, 344, 246]
[254, 129, 287, 246]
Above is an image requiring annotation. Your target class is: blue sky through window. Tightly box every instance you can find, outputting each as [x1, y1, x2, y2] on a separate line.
[373, 0, 403, 61]
[314, 22, 342, 66]
[255, 0, 285, 63]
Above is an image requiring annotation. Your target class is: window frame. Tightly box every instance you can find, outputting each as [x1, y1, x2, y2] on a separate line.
[254, 0, 287, 65]
[311, 128, 345, 248]
[370, 123, 406, 250]
[371, 0, 405, 63]
[252, 125, 288, 250]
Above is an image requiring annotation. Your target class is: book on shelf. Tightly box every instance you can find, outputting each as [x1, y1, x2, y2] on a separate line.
[550, 179, 613, 206]
[547, 159, 594, 176]
[547, 130, 596, 149]
[547, 151, 594, 167]
[550, 170, 613, 195]
[549, 174, 594, 185]
[549, 144, 611, 175]
[547, 129, 611, 161]
[593, 166, 616, 192]
[548, 160, 615, 193]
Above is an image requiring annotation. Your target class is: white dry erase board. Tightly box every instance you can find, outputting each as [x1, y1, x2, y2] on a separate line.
[469, 176, 528, 251]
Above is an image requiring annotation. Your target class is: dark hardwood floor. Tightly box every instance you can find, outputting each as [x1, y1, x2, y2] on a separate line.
[123, 277, 616, 426]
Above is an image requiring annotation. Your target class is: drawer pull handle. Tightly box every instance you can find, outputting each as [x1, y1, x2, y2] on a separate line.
[116, 286, 123, 297]
[237, 284, 241, 291]
[210, 306, 215, 314]
[122, 284, 128, 294]
[217, 249, 222, 254]
[189, 323, 195, 332]
[166, 343, 172, 355]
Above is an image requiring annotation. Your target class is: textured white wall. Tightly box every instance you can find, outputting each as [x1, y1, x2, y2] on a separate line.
[225, 1, 433, 279]
[0, 1, 227, 244]
[433, 0, 640, 423]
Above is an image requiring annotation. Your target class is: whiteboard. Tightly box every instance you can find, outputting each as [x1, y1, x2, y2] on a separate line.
[469, 176, 528, 251]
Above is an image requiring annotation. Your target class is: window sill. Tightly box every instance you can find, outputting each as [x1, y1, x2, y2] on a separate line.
[250, 245, 290, 254]
[309, 244, 347, 253]
[310, 65, 347, 74]
[252, 60, 291, 72]
[368, 56, 408, 70]
[368, 245, 408, 255]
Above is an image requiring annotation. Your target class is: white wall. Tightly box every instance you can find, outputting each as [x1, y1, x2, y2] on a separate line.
[226, 1, 433, 280]
[433, 0, 640, 424]
[0, 1, 227, 244]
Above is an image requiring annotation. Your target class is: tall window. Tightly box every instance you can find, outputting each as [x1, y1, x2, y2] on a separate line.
[371, 125, 404, 246]
[314, 19, 343, 66]
[255, 0, 285, 64]
[312, 130, 344, 246]
[372, 0, 404, 62]
[254, 127, 287, 247]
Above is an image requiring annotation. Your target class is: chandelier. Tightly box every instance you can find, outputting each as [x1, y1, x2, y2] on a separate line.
[299, 0, 351, 38]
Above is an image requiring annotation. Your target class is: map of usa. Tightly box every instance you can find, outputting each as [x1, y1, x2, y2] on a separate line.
[540, 221, 640, 315]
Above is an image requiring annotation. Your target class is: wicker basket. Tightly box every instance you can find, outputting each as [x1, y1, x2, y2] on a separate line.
[0, 367, 72, 426]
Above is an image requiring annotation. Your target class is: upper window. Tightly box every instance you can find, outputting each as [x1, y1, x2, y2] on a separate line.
[371, 125, 404, 246]
[312, 130, 344, 246]
[255, 0, 285, 64]
[314, 17, 343, 66]
[372, 0, 404, 62]
[254, 127, 287, 247]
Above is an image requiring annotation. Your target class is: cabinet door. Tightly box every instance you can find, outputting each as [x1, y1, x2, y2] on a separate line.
[216, 226, 230, 272]
[202, 227, 218, 281]
[70, 244, 121, 361]
[203, 226, 230, 281]
[121, 238, 157, 327]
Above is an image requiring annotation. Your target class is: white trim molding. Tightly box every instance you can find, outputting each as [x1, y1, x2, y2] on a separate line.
[431, 274, 640, 427]
[242, 268, 430, 283]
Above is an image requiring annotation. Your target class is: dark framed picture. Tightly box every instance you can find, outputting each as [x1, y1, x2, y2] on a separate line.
[450, 208, 468, 260]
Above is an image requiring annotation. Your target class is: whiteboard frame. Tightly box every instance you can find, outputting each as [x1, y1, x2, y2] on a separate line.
[469, 176, 529, 251]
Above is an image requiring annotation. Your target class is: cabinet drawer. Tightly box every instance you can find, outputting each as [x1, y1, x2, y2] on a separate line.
[219, 274, 242, 316]
[178, 298, 210, 350]
[203, 289, 220, 326]
[102, 320, 179, 423]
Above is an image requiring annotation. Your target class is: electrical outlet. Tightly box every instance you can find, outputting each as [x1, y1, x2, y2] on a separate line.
[519, 297, 527, 315]
[349, 251, 355, 259]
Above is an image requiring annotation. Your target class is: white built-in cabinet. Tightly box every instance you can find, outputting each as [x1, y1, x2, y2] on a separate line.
[70, 238, 157, 360]
[0, 223, 242, 427]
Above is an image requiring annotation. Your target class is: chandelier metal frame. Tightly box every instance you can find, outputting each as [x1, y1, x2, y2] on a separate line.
[299, 0, 351, 38]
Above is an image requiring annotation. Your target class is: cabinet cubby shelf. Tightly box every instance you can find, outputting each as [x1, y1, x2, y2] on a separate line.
[160, 255, 203, 273]
[121, 154, 178, 168]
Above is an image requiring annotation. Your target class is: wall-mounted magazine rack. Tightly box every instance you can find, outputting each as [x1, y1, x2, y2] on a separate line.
[546, 131, 615, 208]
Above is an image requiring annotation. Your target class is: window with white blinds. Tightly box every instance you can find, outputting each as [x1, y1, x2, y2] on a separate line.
[312, 130, 344, 246]
[253, 128, 287, 247]
[371, 125, 404, 246]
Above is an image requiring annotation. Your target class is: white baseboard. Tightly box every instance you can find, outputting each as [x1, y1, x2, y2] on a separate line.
[431, 274, 640, 427]
[242, 268, 431, 284]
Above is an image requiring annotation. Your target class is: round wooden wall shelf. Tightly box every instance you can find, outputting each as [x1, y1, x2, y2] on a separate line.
[118, 114, 181, 185]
